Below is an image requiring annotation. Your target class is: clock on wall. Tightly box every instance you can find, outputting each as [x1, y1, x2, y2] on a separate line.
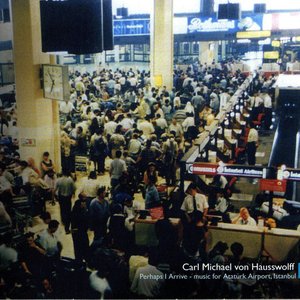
[42, 64, 69, 101]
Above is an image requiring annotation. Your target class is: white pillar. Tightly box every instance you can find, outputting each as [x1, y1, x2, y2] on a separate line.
[12, 0, 61, 171]
[150, 0, 173, 90]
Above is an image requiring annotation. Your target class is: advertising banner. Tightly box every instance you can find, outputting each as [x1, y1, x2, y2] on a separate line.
[114, 19, 150, 36]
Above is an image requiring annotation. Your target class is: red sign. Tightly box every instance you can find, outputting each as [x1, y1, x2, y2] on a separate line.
[188, 163, 218, 175]
[259, 179, 287, 192]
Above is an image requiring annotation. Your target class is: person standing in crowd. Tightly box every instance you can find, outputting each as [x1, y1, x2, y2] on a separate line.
[44, 169, 57, 205]
[168, 118, 183, 139]
[41, 151, 55, 178]
[55, 170, 76, 234]
[89, 186, 110, 242]
[71, 194, 89, 262]
[162, 134, 178, 186]
[131, 250, 165, 298]
[75, 126, 88, 156]
[109, 150, 127, 192]
[137, 140, 156, 177]
[38, 220, 62, 259]
[77, 171, 100, 208]
[60, 131, 76, 174]
[181, 112, 195, 139]
[246, 122, 259, 165]
[128, 133, 142, 160]
[19, 232, 47, 279]
[90, 127, 107, 175]
[250, 91, 263, 121]
[181, 182, 208, 224]
[261, 89, 273, 130]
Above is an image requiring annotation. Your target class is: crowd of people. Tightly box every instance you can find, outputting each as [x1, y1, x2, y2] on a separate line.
[1, 60, 293, 299]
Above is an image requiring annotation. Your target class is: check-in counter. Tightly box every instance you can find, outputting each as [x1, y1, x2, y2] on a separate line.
[264, 228, 300, 262]
[207, 223, 264, 259]
[207, 223, 300, 262]
[135, 217, 182, 247]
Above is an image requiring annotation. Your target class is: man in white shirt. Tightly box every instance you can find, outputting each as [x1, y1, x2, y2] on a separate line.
[232, 207, 257, 226]
[246, 123, 258, 165]
[59, 100, 74, 115]
[119, 113, 134, 131]
[181, 183, 208, 224]
[138, 117, 155, 139]
[38, 220, 62, 258]
[155, 114, 168, 131]
[169, 118, 183, 138]
[181, 112, 195, 138]
[128, 133, 142, 160]
[261, 90, 272, 130]
[131, 252, 165, 298]
[104, 118, 117, 137]
[250, 91, 264, 121]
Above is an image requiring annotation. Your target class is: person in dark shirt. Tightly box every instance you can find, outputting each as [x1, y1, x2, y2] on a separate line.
[136, 140, 156, 176]
[71, 195, 89, 262]
[19, 232, 50, 281]
[108, 204, 127, 251]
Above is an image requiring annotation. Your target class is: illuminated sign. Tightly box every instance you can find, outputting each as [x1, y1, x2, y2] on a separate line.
[187, 163, 264, 178]
[114, 19, 150, 36]
[264, 51, 279, 59]
[237, 30, 271, 39]
[187, 14, 263, 34]
[271, 40, 280, 47]
[281, 169, 300, 181]
[188, 17, 236, 33]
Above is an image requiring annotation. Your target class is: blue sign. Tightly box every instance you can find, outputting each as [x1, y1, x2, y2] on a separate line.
[188, 14, 263, 33]
[114, 19, 150, 36]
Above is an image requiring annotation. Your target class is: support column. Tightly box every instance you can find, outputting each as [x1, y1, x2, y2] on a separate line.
[221, 40, 226, 60]
[12, 0, 61, 171]
[199, 41, 218, 65]
[114, 45, 120, 63]
[150, 0, 173, 90]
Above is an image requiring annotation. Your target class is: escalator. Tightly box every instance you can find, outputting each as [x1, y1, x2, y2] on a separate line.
[268, 115, 299, 199]
[268, 80, 300, 200]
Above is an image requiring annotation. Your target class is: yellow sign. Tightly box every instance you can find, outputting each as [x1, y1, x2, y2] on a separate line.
[236, 30, 271, 39]
[272, 40, 280, 47]
[264, 51, 279, 59]
[154, 75, 163, 87]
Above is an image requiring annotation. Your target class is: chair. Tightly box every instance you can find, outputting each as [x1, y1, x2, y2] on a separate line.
[225, 176, 238, 197]
[252, 113, 265, 128]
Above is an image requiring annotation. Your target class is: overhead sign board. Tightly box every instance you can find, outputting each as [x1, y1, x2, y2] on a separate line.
[187, 14, 263, 34]
[263, 51, 279, 59]
[187, 163, 264, 178]
[281, 168, 300, 181]
[113, 19, 150, 36]
[236, 30, 271, 39]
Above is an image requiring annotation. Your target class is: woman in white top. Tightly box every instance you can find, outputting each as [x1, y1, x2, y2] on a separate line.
[184, 101, 195, 115]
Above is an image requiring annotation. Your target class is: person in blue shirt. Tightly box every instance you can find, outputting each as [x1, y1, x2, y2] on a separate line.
[145, 176, 160, 209]
[89, 186, 110, 242]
